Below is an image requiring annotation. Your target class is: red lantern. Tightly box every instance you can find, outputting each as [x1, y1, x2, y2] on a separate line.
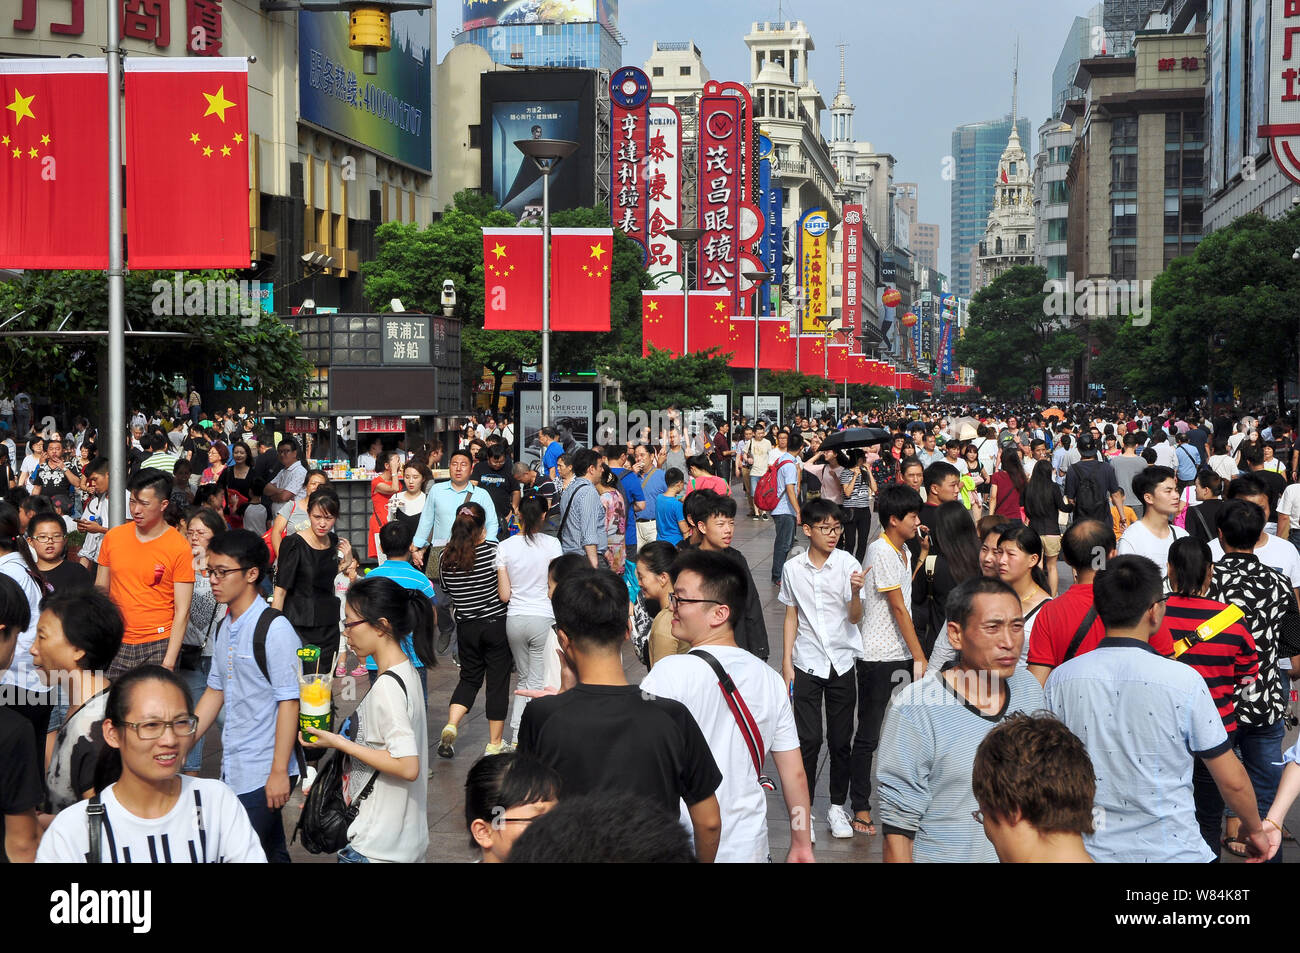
[901, 311, 918, 327]
[882, 288, 901, 308]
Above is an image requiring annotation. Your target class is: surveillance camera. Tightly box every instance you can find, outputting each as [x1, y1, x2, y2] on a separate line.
[302, 298, 316, 310]
[391, 298, 405, 312]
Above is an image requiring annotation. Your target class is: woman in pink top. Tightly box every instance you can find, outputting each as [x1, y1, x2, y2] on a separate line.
[684, 454, 730, 496]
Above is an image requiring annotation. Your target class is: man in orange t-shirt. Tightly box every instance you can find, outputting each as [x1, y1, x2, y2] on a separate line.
[97, 469, 195, 679]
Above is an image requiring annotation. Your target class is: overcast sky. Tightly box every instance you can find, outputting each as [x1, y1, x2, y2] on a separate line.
[436, 0, 1096, 276]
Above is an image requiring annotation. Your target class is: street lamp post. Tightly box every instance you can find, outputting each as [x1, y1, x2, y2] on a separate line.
[744, 270, 772, 430]
[514, 138, 578, 426]
[666, 227, 704, 355]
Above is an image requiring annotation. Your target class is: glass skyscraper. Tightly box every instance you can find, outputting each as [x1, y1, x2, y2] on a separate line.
[455, 21, 622, 72]
[949, 116, 1032, 297]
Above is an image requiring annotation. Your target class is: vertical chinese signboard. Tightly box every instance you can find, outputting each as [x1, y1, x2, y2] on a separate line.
[797, 208, 829, 333]
[646, 103, 681, 284]
[610, 66, 650, 258]
[758, 133, 781, 317]
[841, 204, 862, 343]
[1258, 0, 1300, 185]
[698, 85, 742, 313]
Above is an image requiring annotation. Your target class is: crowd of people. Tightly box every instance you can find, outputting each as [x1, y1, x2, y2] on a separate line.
[1, 395, 1299, 863]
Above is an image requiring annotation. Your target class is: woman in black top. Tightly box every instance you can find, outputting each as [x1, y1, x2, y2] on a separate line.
[1022, 459, 1072, 596]
[435, 501, 509, 761]
[0, 449, 15, 503]
[217, 440, 259, 529]
[272, 488, 358, 677]
[915, 501, 982, 661]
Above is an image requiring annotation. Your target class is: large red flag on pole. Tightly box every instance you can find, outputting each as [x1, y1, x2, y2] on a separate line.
[828, 343, 850, 383]
[728, 316, 756, 368]
[125, 58, 250, 268]
[642, 291, 684, 356]
[0, 59, 108, 268]
[483, 228, 544, 330]
[687, 290, 731, 354]
[550, 227, 612, 331]
[798, 336, 825, 373]
[759, 317, 796, 371]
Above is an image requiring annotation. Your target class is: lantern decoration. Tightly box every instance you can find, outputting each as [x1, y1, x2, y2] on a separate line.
[901, 311, 918, 327]
[882, 288, 901, 308]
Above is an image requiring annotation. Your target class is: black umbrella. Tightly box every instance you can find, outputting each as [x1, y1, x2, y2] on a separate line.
[819, 427, 893, 452]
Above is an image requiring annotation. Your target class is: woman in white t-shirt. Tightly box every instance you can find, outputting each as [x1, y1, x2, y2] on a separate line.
[495, 493, 562, 747]
[299, 575, 433, 863]
[36, 666, 266, 862]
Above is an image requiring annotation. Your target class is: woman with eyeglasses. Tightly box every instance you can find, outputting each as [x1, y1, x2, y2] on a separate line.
[464, 751, 560, 863]
[435, 502, 510, 760]
[177, 508, 224, 776]
[36, 665, 265, 862]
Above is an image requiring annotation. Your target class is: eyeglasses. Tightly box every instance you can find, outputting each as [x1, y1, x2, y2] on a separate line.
[811, 523, 843, 536]
[30, 534, 65, 543]
[668, 593, 721, 609]
[207, 565, 248, 581]
[119, 716, 199, 740]
[342, 618, 368, 630]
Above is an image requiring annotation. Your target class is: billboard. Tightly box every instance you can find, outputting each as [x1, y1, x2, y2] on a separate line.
[698, 86, 743, 313]
[514, 383, 598, 471]
[797, 208, 829, 333]
[841, 205, 863, 341]
[298, 9, 432, 172]
[646, 104, 681, 282]
[610, 67, 651, 253]
[758, 133, 782, 317]
[482, 70, 597, 218]
[462, 0, 617, 31]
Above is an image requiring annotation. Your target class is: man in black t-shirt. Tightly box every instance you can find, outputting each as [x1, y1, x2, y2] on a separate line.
[471, 445, 519, 539]
[0, 588, 41, 861]
[518, 568, 723, 861]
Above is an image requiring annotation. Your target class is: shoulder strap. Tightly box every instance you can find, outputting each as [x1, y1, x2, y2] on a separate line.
[252, 607, 285, 684]
[689, 649, 772, 789]
[557, 482, 596, 540]
[85, 794, 104, 864]
[1193, 504, 1213, 540]
[346, 670, 407, 817]
[1063, 605, 1099, 662]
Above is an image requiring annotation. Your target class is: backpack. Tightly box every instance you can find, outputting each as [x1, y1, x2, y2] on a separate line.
[1072, 463, 1110, 522]
[250, 607, 309, 777]
[291, 670, 405, 854]
[753, 456, 796, 512]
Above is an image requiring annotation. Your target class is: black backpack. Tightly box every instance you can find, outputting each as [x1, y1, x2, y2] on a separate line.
[291, 670, 405, 854]
[1072, 463, 1110, 522]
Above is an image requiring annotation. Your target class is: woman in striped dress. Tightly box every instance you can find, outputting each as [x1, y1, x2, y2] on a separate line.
[435, 502, 511, 760]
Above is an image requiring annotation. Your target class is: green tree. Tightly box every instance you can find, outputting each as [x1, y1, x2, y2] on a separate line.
[763, 369, 837, 403]
[954, 264, 1085, 399]
[600, 346, 731, 409]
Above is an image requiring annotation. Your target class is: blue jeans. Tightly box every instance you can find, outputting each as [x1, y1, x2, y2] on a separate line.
[1234, 718, 1285, 864]
[237, 785, 292, 863]
[771, 513, 796, 582]
[337, 844, 370, 863]
[182, 656, 212, 772]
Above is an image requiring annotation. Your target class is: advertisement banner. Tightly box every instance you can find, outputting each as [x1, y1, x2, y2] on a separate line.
[1258, 0, 1300, 184]
[797, 208, 829, 333]
[841, 204, 862, 342]
[937, 317, 953, 376]
[610, 67, 650, 251]
[514, 383, 598, 471]
[1046, 372, 1071, 403]
[698, 86, 742, 312]
[646, 104, 681, 281]
[490, 98, 581, 218]
[758, 134, 781, 317]
[298, 10, 431, 171]
[462, 0, 615, 29]
[741, 393, 782, 427]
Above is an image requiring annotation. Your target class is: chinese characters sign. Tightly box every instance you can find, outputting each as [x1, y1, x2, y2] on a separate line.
[1259, 0, 1300, 185]
[698, 85, 742, 313]
[646, 104, 681, 281]
[382, 314, 431, 364]
[758, 133, 781, 317]
[841, 205, 862, 343]
[14, 1, 223, 53]
[609, 67, 650, 254]
[797, 208, 829, 333]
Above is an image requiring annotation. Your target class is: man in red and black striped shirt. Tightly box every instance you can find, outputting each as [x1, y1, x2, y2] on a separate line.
[1166, 536, 1259, 858]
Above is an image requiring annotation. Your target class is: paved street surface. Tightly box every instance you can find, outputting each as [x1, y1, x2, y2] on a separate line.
[206, 506, 1299, 863]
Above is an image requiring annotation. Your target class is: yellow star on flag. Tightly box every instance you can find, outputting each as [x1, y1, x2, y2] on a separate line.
[27, 147, 37, 158]
[647, 300, 659, 311]
[589, 242, 606, 261]
[6, 89, 35, 125]
[221, 145, 232, 156]
[10, 147, 19, 158]
[1, 135, 8, 146]
[491, 242, 507, 260]
[202, 145, 213, 157]
[203, 85, 236, 122]
[190, 132, 200, 143]
[40, 134, 49, 145]
[714, 302, 726, 312]
[233, 133, 244, 144]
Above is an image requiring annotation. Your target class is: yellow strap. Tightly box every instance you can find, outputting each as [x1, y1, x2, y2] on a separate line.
[1172, 604, 1244, 657]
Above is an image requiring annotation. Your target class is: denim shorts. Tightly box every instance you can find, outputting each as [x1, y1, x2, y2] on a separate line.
[337, 844, 371, 864]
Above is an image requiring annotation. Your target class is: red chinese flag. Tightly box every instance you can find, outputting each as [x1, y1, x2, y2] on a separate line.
[687, 291, 731, 355]
[125, 58, 250, 268]
[550, 227, 612, 331]
[0, 59, 108, 268]
[797, 336, 825, 375]
[828, 344, 849, 383]
[642, 291, 684, 357]
[483, 228, 543, 330]
[851, 354, 868, 386]
[759, 317, 796, 371]
[728, 316, 756, 368]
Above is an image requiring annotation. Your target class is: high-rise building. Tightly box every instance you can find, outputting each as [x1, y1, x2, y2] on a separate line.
[950, 115, 1032, 296]
[1033, 118, 1074, 281]
[912, 223, 941, 274]
[1052, 4, 1105, 118]
[454, 0, 624, 71]
[977, 111, 1036, 290]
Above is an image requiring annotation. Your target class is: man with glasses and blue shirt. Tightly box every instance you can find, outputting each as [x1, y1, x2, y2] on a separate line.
[193, 529, 302, 863]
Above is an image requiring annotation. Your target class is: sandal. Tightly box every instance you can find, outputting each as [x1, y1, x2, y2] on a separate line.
[1221, 835, 1249, 858]
[851, 811, 876, 836]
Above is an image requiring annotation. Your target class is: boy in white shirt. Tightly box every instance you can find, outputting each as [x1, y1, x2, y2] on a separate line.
[779, 498, 865, 840]
[1117, 465, 1185, 573]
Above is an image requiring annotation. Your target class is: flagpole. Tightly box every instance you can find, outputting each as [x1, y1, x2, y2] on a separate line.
[107, 1, 126, 526]
[744, 270, 772, 439]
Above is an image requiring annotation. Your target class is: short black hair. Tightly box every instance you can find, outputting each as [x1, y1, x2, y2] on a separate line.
[306, 487, 340, 518]
[1168, 536, 1213, 597]
[208, 528, 271, 585]
[1093, 555, 1164, 630]
[944, 576, 1019, 630]
[670, 548, 745, 627]
[663, 466, 684, 488]
[1217, 499, 1265, 550]
[508, 792, 695, 863]
[277, 437, 300, 455]
[552, 567, 628, 652]
[27, 512, 66, 538]
[39, 587, 123, 671]
[379, 519, 414, 558]
[876, 483, 923, 528]
[83, 456, 110, 478]
[801, 497, 846, 527]
[923, 461, 960, 492]
[127, 468, 172, 502]
[1226, 472, 1270, 502]
[1060, 519, 1114, 571]
[692, 489, 736, 523]
[463, 752, 562, 852]
[1131, 465, 1176, 505]
[786, 430, 804, 451]
[571, 448, 600, 478]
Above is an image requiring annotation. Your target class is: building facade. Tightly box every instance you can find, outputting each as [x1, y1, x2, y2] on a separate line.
[911, 222, 941, 274]
[1034, 119, 1074, 281]
[950, 115, 1033, 296]
[976, 120, 1037, 290]
[454, 3, 623, 72]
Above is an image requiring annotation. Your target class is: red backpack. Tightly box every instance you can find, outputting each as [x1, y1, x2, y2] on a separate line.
[753, 455, 796, 512]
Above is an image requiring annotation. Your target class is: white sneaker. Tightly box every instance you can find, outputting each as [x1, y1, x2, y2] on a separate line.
[826, 804, 854, 839]
[809, 811, 816, 845]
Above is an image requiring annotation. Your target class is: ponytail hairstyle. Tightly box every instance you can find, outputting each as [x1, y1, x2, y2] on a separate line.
[94, 665, 194, 793]
[996, 523, 1049, 596]
[0, 501, 44, 591]
[999, 446, 1026, 495]
[518, 491, 549, 540]
[345, 575, 437, 667]
[441, 500, 487, 573]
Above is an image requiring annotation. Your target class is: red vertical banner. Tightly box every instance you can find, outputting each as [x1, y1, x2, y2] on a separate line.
[482, 227, 543, 330]
[759, 317, 796, 371]
[728, 315, 756, 368]
[645, 104, 680, 280]
[642, 291, 685, 357]
[610, 67, 650, 254]
[687, 290, 731, 355]
[698, 83, 742, 314]
[851, 354, 868, 386]
[841, 205, 863, 344]
[798, 336, 825, 374]
[549, 227, 612, 331]
[828, 344, 850, 383]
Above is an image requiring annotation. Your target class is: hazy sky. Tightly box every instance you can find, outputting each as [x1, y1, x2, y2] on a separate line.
[436, 0, 1096, 276]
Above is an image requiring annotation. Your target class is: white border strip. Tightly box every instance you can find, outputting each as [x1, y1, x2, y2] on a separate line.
[125, 57, 248, 74]
[0, 58, 106, 75]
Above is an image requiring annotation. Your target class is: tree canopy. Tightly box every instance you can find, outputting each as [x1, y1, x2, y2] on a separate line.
[601, 345, 732, 410]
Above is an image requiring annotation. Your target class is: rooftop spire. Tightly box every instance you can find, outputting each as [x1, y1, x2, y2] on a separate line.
[838, 41, 847, 92]
[1007, 38, 1021, 145]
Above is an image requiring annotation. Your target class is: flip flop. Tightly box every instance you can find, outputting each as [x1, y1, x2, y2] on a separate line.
[1221, 835, 1249, 858]
[851, 812, 876, 836]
